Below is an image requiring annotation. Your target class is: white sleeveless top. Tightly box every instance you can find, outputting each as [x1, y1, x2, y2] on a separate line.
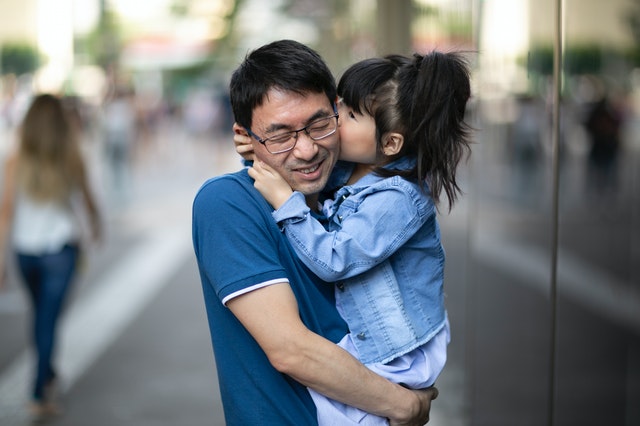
[12, 190, 80, 255]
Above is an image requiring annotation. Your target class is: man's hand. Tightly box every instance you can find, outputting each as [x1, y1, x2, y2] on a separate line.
[389, 386, 439, 426]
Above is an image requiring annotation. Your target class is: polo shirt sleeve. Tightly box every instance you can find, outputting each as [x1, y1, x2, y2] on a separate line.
[192, 173, 289, 304]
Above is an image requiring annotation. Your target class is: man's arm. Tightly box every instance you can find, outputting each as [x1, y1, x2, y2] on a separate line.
[227, 282, 436, 425]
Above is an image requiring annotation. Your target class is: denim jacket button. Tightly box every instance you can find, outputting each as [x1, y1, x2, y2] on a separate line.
[336, 282, 345, 291]
[356, 332, 366, 340]
[338, 215, 343, 222]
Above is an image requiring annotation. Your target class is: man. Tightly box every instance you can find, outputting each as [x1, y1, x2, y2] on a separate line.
[192, 39, 437, 425]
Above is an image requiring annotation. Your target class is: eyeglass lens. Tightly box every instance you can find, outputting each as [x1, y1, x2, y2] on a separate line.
[265, 115, 337, 153]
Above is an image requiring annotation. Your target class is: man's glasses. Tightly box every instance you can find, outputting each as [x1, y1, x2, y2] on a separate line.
[246, 113, 339, 154]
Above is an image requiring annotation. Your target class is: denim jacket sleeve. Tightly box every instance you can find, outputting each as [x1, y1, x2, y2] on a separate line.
[272, 177, 433, 282]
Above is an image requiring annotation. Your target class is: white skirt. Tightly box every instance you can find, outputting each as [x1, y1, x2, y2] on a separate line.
[310, 318, 450, 425]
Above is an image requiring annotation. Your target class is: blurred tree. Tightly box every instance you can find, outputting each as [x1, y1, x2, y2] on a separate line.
[625, 0, 640, 42]
[163, 0, 245, 99]
[564, 45, 603, 75]
[77, 1, 123, 70]
[0, 43, 41, 75]
[165, 0, 243, 65]
[170, 0, 189, 16]
[624, 0, 640, 66]
[526, 45, 554, 76]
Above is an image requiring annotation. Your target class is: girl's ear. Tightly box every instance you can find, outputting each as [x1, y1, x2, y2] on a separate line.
[382, 132, 404, 156]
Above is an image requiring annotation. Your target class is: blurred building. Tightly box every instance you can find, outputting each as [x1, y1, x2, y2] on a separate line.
[432, 1, 640, 425]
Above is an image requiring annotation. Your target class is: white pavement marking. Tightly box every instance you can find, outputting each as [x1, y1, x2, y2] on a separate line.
[0, 225, 192, 425]
[0, 290, 27, 314]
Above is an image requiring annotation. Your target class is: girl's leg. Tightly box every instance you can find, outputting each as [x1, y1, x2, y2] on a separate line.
[312, 324, 450, 426]
[311, 334, 389, 426]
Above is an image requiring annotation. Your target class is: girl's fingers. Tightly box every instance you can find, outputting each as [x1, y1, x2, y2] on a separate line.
[236, 144, 253, 154]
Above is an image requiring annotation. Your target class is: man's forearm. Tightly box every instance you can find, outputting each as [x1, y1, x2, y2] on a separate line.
[278, 328, 420, 422]
[226, 282, 425, 423]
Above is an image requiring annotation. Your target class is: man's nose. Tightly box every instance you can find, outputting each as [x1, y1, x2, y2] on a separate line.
[292, 132, 318, 159]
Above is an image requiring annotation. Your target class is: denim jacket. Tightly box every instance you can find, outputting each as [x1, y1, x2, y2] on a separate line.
[272, 157, 446, 364]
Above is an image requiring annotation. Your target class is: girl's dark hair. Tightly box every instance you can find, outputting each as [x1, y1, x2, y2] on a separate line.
[337, 51, 472, 209]
[230, 39, 337, 129]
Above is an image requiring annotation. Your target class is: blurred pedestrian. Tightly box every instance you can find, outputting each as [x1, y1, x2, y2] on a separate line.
[584, 93, 623, 197]
[0, 93, 102, 419]
[101, 87, 137, 200]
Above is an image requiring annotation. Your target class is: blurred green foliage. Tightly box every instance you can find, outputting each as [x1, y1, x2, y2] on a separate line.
[0, 42, 41, 75]
[525, 44, 639, 77]
[81, 7, 123, 70]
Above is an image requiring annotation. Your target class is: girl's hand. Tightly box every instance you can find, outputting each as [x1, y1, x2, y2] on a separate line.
[248, 160, 293, 210]
[233, 124, 255, 162]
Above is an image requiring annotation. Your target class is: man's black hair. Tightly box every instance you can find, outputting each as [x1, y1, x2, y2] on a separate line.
[229, 39, 337, 129]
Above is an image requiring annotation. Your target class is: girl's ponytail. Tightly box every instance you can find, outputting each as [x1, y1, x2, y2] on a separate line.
[399, 51, 472, 209]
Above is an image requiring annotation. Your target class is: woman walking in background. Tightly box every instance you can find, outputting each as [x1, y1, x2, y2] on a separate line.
[0, 94, 102, 419]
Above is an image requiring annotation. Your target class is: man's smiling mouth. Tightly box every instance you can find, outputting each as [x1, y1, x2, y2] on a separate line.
[299, 164, 320, 174]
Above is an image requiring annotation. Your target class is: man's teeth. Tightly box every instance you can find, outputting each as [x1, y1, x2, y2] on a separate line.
[300, 165, 319, 174]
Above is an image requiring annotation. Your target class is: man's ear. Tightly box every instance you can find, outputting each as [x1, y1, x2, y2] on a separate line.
[233, 122, 247, 135]
[382, 132, 404, 156]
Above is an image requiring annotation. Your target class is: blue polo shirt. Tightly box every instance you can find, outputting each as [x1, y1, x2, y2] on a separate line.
[192, 169, 348, 426]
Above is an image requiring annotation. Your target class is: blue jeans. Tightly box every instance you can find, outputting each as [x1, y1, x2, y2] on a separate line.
[17, 244, 79, 401]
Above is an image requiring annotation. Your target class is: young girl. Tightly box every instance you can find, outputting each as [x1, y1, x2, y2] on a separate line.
[245, 51, 472, 425]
